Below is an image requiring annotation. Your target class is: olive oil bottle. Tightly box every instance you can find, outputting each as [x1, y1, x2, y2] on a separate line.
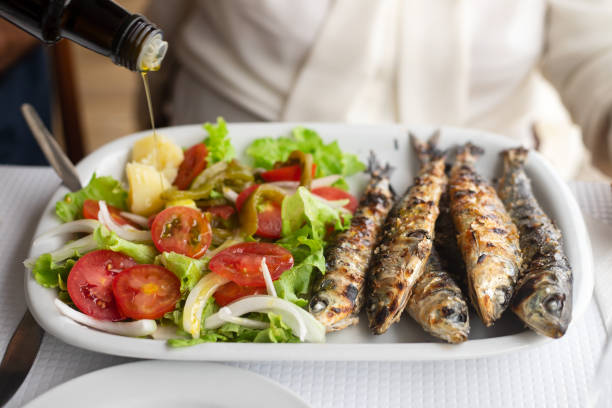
[0, 0, 167, 71]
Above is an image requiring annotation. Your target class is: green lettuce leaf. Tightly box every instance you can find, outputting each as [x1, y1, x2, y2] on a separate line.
[55, 174, 127, 222]
[274, 187, 350, 305]
[32, 254, 76, 288]
[93, 226, 157, 264]
[203, 117, 235, 165]
[246, 127, 366, 177]
[167, 312, 298, 347]
[158, 252, 208, 293]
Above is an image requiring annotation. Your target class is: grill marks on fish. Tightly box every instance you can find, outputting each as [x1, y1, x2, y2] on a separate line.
[406, 249, 470, 343]
[366, 134, 447, 334]
[449, 143, 521, 327]
[309, 153, 395, 332]
[497, 147, 572, 338]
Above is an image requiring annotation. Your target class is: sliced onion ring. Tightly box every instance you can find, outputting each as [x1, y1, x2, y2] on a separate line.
[204, 295, 326, 343]
[183, 272, 230, 338]
[55, 298, 157, 337]
[33, 219, 100, 244]
[119, 211, 150, 228]
[261, 258, 277, 298]
[98, 201, 151, 242]
[24, 234, 98, 268]
[217, 307, 269, 329]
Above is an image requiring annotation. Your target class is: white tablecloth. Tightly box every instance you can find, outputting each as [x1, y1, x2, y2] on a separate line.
[0, 166, 608, 408]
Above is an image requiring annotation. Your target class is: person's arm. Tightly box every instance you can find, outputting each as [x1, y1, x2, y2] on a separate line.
[0, 18, 38, 73]
[540, 0, 612, 160]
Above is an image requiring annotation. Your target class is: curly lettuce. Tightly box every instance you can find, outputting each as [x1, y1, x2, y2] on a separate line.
[203, 117, 235, 165]
[56, 174, 127, 222]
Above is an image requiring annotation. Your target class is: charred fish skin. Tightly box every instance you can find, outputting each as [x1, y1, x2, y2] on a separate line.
[309, 152, 395, 331]
[406, 248, 470, 343]
[366, 133, 447, 335]
[434, 185, 467, 287]
[497, 147, 572, 338]
[449, 143, 521, 327]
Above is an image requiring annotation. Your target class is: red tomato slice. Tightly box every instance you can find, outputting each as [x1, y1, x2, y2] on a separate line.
[82, 199, 139, 228]
[256, 202, 282, 239]
[112, 265, 181, 320]
[311, 186, 359, 213]
[260, 164, 317, 182]
[235, 184, 259, 212]
[204, 205, 235, 220]
[67, 250, 138, 321]
[209, 242, 294, 287]
[173, 143, 209, 190]
[213, 282, 267, 306]
[151, 206, 212, 258]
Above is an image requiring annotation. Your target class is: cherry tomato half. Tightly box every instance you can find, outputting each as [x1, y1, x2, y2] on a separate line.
[235, 184, 259, 212]
[112, 265, 181, 320]
[204, 205, 236, 220]
[213, 282, 267, 306]
[311, 186, 359, 213]
[255, 202, 282, 239]
[209, 242, 294, 287]
[260, 164, 317, 182]
[82, 199, 139, 228]
[67, 250, 138, 321]
[151, 206, 212, 258]
[173, 143, 209, 190]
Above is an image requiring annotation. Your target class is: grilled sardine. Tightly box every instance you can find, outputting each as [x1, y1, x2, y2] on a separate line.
[309, 153, 395, 331]
[497, 147, 572, 338]
[366, 133, 447, 334]
[406, 248, 470, 343]
[449, 143, 521, 327]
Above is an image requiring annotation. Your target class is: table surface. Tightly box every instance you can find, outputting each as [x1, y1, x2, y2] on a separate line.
[0, 166, 608, 408]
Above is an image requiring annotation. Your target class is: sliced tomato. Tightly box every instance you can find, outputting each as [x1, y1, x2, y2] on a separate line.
[112, 265, 181, 320]
[67, 250, 138, 321]
[209, 242, 294, 287]
[311, 186, 359, 213]
[213, 282, 267, 306]
[235, 184, 259, 212]
[150, 206, 212, 258]
[173, 143, 209, 190]
[260, 164, 317, 182]
[256, 202, 282, 239]
[82, 199, 139, 228]
[204, 205, 235, 220]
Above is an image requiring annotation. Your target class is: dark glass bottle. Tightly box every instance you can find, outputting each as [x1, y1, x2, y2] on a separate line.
[0, 0, 167, 71]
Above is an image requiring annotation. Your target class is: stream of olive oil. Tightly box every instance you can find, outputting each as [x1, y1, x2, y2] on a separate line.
[141, 72, 165, 190]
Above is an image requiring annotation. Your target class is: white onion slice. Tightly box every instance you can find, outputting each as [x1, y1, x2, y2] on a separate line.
[183, 273, 230, 338]
[217, 307, 269, 329]
[33, 219, 100, 244]
[98, 201, 152, 242]
[222, 186, 239, 203]
[266, 181, 299, 189]
[24, 234, 98, 268]
[311, 175, 342, 189]
[205, 237, 243, 258]
[204, 295, 326, 343]
[260, 258, 277, 298]
[119, 211, 150, 228]
[312, 195, 350, 214]
[55, 298, 157, 337]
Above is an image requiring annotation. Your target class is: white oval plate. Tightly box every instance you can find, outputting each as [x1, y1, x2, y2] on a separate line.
[23, 360, 310, 408]
[25, 123, 593, 361]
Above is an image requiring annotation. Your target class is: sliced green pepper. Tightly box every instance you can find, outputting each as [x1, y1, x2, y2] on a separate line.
[239, 184, 286, 237]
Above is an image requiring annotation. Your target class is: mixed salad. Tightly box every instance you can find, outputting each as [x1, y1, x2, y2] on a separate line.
[26, 119, 366, 345]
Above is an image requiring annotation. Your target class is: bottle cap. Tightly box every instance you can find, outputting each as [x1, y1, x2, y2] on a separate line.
[137, 32, 168, 72]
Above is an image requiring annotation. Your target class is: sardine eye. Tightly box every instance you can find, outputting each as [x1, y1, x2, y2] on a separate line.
[309, 297, 327, 314]
[544, 294, 565, 316]
[456, 312, 468, 323]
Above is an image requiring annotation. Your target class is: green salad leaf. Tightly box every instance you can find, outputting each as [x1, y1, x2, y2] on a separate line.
[32, 254, 76, 288]
[203, 117, 235, 165]
[158, 252, 208, 293]
[93, 226, 157, 264]
[246, 127, 366, 177]
[167, 311, 298, 347]
[274, 187, 351, 305]
[56, 174, 127, 222]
